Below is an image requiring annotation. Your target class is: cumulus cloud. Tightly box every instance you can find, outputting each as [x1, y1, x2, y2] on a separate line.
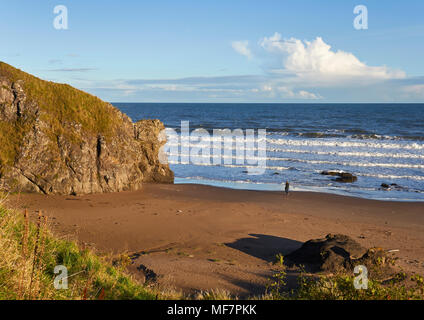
[67, 34, 420, 102]
[231, 40, 253, 59]
[258, 32, 405, 81]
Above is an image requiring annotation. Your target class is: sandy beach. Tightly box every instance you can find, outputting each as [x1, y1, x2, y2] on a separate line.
[8, 184, 424, 297]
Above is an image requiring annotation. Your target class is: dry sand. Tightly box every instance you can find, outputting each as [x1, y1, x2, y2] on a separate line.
[9, 184, 424, 297]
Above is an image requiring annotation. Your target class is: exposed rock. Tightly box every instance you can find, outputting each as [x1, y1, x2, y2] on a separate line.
[0, 62, 173, 195]
[136, 264, 157, 284]
[286, 234, 366, 273]
[380, 183, 408, 191]
[353, 247, 397, 279]
[286, 234, 396, 279]
[321, 171, 357, 183]
[381, 183, 391, 189]
[335, 172, 358, 183]
[321, 171, 340, 177]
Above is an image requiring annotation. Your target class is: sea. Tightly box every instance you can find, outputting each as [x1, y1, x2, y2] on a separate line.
[114, 103, 424, 202]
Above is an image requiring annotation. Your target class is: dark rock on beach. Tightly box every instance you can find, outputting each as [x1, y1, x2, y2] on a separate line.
[286, 234, 366, 273]
[286, 234, 396, 279]
[0, 62, 173, 195]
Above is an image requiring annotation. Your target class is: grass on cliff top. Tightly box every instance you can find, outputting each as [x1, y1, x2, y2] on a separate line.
[0, 202, 161, 300]
[0, 61, 124, 169]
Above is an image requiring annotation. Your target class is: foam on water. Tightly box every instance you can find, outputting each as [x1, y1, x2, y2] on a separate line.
[114, 103, 424, 201]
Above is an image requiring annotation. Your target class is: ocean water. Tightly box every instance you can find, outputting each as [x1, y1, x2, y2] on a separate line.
[114, 103, 424, 201]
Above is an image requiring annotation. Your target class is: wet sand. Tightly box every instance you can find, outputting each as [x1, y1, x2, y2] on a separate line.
[9, 184, 424, 297]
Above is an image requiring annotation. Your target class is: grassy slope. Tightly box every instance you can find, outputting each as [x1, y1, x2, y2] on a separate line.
[0, 202, 160, 300]
[0, 62, 123, 172]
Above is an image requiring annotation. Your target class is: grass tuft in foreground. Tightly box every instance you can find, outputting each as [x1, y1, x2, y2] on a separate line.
[0, 203, 160, 300]
[266, 255, 424, 300]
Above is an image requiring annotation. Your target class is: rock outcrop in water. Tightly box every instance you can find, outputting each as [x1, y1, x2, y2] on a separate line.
[381, 183, 408, 192]
[0, 62, 173, 195]
[321, 171, 358, 183]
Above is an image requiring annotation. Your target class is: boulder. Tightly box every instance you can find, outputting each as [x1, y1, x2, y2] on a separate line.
[321, 171, 341, 177]
[381, 183, 390, 189]
[286, 234, 366, 273]
[335, 172, 358, 183]
[380, 183, 408, 191]
[321, 171, 357, 183]
[286, 234, 396, 279]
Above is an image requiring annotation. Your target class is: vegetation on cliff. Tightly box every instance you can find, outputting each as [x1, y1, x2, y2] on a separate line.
[0, 62, 173, 195]
[0, 62, 120, 167]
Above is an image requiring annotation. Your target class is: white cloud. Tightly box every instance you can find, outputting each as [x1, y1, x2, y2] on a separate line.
[259, 32, 405, 81]
[298, 90, 321, 100]
[72, 34, 421, 102]
[248, 85, 321, 100]
[276, 86, 322, 100]
[231, 40, 253, 59]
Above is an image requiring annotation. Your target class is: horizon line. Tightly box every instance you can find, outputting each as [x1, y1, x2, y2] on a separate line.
[110, 101, 424, 104]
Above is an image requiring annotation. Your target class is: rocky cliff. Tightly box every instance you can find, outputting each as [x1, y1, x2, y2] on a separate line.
[0, 62, 173, 195]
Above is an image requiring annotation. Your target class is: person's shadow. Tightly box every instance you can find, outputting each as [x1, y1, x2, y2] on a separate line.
[225, 234, 302, 263]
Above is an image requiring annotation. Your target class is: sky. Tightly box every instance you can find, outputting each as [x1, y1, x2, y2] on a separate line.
[1, 0, 424, 103]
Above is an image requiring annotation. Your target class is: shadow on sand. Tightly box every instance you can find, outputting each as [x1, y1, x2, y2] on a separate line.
[225, 234, 305, 296]
[225, 233, 303, 263]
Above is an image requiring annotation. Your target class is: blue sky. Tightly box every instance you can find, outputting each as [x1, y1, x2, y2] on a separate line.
[1, 0, 424, 102]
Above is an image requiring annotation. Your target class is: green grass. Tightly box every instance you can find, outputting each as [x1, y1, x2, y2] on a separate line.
[0, 202, 161, 300]
[265, 255, 424, 300]
[291, 273, 424, 300]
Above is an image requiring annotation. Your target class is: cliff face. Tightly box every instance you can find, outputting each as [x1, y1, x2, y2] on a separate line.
[0, 62, 173, 195]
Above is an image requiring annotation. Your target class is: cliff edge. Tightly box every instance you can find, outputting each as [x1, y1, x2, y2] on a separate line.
[0, 62, 173, 195]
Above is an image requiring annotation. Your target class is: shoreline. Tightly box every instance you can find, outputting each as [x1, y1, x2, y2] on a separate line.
[8, 183, 424, 297]
[174, 178, 424, 203]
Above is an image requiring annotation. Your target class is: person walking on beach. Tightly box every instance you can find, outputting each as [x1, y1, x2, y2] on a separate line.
[285, 180, 290, 196]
